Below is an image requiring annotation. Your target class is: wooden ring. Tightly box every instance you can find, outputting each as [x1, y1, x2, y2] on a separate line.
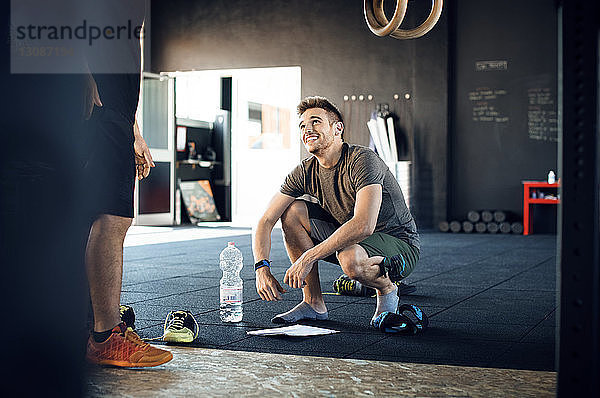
[390, 0, 443, 39]
[363, 0, 407, 37]
[364, 0, 443, 40]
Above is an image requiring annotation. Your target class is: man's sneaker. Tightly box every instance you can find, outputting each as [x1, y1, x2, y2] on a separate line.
[163, 310, 199, 343]
[333, 274, 416, 297]
[333, 274, 375, 297]
[86, 323, 173, 367]
[119, 305, 135, 330]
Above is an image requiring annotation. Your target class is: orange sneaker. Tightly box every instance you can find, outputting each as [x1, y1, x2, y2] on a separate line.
[86, 323, 173, 367]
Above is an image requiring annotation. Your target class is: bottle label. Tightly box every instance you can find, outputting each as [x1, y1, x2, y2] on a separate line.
[220, 286, 242, 304]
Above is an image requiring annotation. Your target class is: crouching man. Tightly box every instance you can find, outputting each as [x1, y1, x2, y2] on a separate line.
[252, 96, 420, 326]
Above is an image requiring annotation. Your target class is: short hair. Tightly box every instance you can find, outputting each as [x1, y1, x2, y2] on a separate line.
[297, 96, 344, 125]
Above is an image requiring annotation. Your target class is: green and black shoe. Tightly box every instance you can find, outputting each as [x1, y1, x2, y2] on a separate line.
[163, 310, 199, 343]
[119, 304, 136, 330]
[333, 274, 376, 297]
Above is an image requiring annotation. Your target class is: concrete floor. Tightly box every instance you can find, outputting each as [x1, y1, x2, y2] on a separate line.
[86, 347, 556, 397]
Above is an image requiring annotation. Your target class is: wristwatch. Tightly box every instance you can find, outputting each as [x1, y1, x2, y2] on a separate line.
[254, 259, 271, 271]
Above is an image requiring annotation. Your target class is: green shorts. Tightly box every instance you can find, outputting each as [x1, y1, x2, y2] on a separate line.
[357, 232, 419, 279]
[305, 201, 419, 279]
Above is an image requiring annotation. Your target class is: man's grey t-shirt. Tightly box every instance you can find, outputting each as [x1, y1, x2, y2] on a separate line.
[280, 143, 420, 250]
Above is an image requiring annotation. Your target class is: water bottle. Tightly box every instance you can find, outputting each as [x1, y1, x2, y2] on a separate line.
[547, 170, 556, 184]
[219, 242, 243, 322]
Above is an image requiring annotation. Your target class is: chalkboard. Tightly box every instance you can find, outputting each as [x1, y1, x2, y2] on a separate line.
[465, 76, 557, 140]
[451, 0, 559, 219]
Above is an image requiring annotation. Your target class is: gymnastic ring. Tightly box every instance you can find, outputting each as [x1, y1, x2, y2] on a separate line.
[363, 0, 407, 37]
[390, 0, 443, 39]
[364, 0, 443, 40]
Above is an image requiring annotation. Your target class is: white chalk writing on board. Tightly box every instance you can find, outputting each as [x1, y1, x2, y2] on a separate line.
[527, 87, 558, 142]
[468, 87, 509, 123]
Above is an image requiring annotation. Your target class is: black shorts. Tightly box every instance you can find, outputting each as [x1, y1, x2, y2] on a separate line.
[304, 200, 419, 279]
[84, 107, 135, 222]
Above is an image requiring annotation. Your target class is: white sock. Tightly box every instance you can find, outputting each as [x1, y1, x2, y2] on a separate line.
[272, 302, 328, 324]
[372, 286, 399, 323]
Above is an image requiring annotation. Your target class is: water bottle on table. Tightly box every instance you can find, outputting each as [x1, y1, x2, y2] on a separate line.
[219, 242, 243, 322]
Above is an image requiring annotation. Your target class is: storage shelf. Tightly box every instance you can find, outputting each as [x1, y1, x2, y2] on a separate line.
[522, 180, 561, 235]
[528, 198, 560, 204]
[521, 181, 560, 188]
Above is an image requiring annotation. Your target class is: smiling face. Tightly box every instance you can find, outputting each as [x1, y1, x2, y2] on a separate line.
[299, 108, 343, 155]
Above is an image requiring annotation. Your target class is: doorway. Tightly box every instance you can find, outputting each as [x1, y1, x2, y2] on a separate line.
[173, 66, 302, 226]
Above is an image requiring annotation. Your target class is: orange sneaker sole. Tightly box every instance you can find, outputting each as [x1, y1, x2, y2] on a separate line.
[88, 351, 173, 368]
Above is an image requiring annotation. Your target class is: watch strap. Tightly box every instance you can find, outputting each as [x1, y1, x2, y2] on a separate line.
[254, 259, 271, 271]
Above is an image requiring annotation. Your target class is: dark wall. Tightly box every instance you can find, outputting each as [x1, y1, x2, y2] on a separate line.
[150, 0, 448, 228]
[449, 0, 558, 219]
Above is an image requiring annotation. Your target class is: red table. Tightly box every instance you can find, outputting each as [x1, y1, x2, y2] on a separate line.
[522, 180, 560, 235]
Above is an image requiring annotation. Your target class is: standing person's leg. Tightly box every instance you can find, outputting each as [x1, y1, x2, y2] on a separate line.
[84, 213, 172, 368]
[271, 200, 328, 323]
[86, 214, 132, 333]
[83, 112, 172, 367]
[84, 109, 136, 335]
[84, 197, 173, 367]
